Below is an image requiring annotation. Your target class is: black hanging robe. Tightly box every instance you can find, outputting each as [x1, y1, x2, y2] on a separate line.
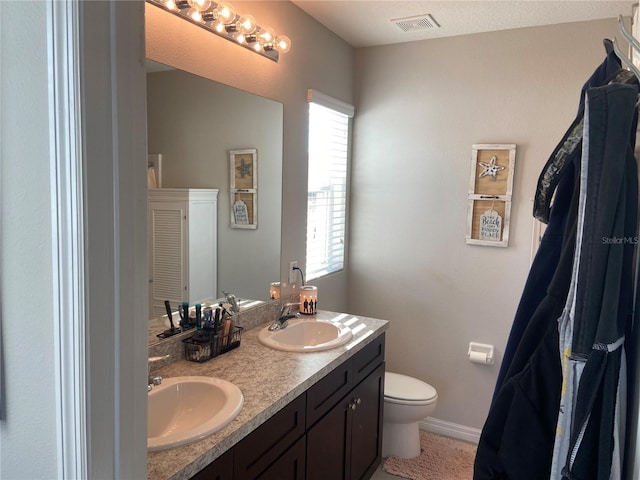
[474, 43, 639, 480]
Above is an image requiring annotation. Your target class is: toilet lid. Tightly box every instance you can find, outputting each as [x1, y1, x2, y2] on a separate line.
[385, 372, 437, 402]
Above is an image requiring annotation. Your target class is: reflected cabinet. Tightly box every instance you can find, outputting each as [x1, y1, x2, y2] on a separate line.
[148, 189, 219, 318]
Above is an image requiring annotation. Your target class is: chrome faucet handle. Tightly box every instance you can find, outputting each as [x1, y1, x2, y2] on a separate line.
[222, 291, 240, 313]
[147, 375, 163, 392]
[279, 302, 301, 317]
[147, 355, 169, 391]
[268, 303, 301, 331]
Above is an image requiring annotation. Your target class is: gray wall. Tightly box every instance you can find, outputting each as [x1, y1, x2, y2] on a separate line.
[350, 18, 622, 429]
[147, 70, 283, 300]
[0, 2, 58, 475]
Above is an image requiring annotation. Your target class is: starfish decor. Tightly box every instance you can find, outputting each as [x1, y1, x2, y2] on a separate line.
[478, 155, 505, 181]
[237, 159, 252, 178]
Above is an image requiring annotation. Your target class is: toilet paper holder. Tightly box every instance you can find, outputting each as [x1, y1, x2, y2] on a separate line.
[468, 342, 495, 365]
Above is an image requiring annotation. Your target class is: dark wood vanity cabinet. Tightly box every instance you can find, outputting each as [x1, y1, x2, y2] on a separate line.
[306, 336, 385, 480]
[191, 334, 385, 480]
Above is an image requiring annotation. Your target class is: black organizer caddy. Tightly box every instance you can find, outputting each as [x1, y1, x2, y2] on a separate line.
[182, 325, 243, 363]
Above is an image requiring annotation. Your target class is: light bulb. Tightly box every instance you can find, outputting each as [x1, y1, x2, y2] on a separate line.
[245, 32, 264, 52]
[237, 15, 256, 35]
[165, 0, 177, 10]
[216, 2, 235, 23]
[275, 35, 291, 53]
[187, 7, 203, 22]
[258, 27, 276, 50]
[259, 27, 275, 44]
[187, 0, 211, 10]
[213, 20, 225, 33]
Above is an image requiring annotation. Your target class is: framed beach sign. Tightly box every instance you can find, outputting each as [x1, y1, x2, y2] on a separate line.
[465, 144, 516, 247]
[230, 149, 258, 229]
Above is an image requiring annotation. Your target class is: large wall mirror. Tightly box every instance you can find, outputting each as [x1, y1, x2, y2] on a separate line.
[146, 60, 283, 328]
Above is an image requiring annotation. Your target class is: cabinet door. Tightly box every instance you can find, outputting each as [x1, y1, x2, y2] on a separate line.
[149, 201, 186, 317]
[191, 448, 233, 480]
[306, 395, 350, 480]
[349, 363, 385, 480]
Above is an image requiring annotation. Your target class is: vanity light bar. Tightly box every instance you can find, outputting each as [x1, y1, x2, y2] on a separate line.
[147, 0, 291, 62]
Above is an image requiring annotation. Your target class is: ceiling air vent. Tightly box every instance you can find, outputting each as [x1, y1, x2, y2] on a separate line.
[392, 14, 440, 32]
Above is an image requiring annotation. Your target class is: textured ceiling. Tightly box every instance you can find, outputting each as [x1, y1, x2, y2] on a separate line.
[291, 1, 637, 47]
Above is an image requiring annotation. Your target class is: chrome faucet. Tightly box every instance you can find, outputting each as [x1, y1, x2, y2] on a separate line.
[148, 355, 169, 391]
[222, 291, 240, 313]
[268, 302, 301, 331]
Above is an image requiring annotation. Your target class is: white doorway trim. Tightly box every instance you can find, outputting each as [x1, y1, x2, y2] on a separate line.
[48, 1, 87, 478]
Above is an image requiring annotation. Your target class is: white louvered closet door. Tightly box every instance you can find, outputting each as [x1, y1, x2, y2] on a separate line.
[149, 202, 186, 318]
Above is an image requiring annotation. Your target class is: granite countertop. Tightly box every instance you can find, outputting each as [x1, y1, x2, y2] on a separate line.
[147, 310, 389, 480]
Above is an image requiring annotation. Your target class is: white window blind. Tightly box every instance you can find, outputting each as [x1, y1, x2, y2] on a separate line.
[306, 90, 353, 281]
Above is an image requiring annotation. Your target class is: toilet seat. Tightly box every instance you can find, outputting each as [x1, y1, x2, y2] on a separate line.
[384, 372, 437, 405]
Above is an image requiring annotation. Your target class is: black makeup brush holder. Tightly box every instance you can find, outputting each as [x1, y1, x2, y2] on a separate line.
[182, 325, 243, 363]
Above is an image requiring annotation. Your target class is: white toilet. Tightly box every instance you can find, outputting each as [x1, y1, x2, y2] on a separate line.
[382, 371, 438, 459]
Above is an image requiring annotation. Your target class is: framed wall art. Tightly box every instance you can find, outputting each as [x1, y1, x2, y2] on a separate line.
[230, 149, 258, 229]
[465, 144, 516, 247]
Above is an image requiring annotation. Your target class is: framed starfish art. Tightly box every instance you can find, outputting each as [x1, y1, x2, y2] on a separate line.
[230, 149, 258, 229]
[466, 144, 516, 247]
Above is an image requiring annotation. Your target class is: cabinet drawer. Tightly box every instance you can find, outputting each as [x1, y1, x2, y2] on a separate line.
[234, 394, 306, 480]
[306, 362, 352, 427]
[352, 333, 385, 386]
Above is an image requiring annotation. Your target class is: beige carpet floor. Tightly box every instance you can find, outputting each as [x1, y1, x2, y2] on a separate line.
[382, 431, 477, 480]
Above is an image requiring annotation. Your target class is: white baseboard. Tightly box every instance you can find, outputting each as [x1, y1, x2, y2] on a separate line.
[419, 417, 481, 445]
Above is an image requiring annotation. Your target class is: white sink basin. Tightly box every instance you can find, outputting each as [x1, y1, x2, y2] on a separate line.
[258, 318, 353, 352]
[148, 376, 243, 452]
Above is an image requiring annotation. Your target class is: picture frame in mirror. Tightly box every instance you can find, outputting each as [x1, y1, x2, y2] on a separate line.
[230, 148, 258, 229]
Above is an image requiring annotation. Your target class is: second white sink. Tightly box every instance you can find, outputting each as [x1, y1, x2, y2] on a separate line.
[258, 318, 353, 352]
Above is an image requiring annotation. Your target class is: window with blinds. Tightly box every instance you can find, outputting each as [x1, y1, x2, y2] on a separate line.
[306, 90, 354, 281]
